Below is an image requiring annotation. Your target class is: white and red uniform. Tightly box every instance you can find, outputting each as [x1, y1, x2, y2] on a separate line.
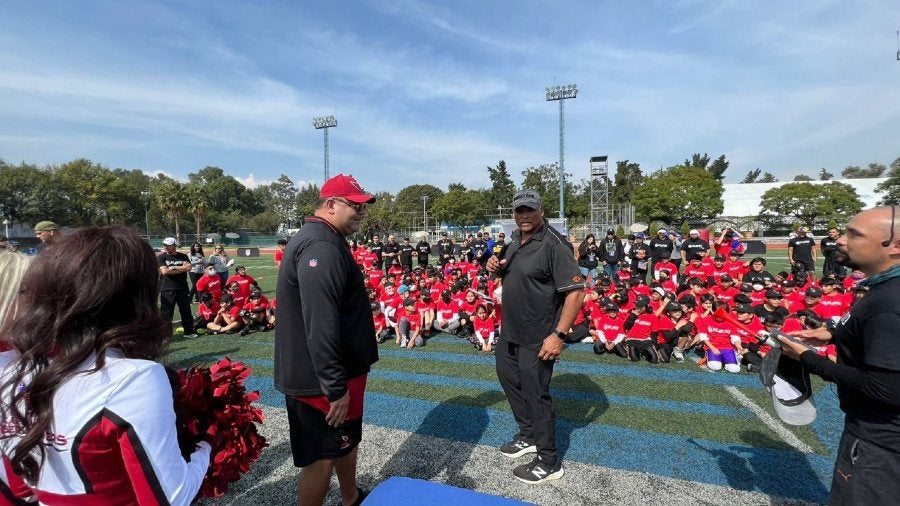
[593, 313, 626, 344]
[0, 350, 210, 505]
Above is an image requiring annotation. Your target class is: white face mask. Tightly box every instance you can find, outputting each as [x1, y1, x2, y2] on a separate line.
[207, 269, 216, 275]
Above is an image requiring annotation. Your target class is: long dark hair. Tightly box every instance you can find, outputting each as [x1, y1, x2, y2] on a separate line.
[190, 242, 205, 256]
[0, 227, 169, 482]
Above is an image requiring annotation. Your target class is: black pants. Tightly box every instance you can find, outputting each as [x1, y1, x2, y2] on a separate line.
[495, 340, 558, 464]
[160, 289, 195, 334]
[188, 272, 202, 301]
[823, 257, 845, 278]
[830, 429, 900, 505]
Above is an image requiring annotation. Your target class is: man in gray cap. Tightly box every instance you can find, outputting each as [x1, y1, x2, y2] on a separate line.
[34, 221, 61, 253]
[487, 188, 585, 484]
[157, 237, 197, 339]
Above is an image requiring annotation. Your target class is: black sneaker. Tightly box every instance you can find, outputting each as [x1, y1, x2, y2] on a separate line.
[240, 327, 250, 336]
[513, 456, 564, 484]
[499, 437, 537, 459]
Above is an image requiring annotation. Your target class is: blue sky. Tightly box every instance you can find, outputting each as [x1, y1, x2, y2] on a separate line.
[0, 0, 897, 193]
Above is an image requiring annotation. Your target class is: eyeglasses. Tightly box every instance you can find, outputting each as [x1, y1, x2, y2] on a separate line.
[331, 198, 366, 213]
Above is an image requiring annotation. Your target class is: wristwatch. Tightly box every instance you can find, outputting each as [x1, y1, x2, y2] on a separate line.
[553, 329, 567, 340]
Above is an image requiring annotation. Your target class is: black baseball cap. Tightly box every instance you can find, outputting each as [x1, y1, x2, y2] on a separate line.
[633, 295, 651, 308]
[720, 274, 733, 282]
[604, 302, 620, 312]
[734, 304, 755, 314]
[765, 289, 784, 299]
[805, 287, 823, 298]
[665, 302, 682, 312]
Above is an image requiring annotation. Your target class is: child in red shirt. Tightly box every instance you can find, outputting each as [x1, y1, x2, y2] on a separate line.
[206, 293, 244, 334]
[397, 298, 424, 349]
[194, 292, 220, 332]
[471, 304, 497, 352]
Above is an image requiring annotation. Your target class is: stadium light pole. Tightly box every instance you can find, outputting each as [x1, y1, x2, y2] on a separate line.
[312, 115, 338, 181]
[422, 195, 429, 236]
[545, 84, 578, 221]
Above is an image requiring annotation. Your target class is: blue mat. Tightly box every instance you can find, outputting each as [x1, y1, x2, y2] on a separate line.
[363, 477, 533, 505]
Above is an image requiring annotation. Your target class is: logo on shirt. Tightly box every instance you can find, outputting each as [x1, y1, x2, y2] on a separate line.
[309, 259, 318, 267]
[573, 276, 582, 283]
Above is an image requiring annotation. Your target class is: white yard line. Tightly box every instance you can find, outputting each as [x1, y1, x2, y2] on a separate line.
[725, 386, 814, 454]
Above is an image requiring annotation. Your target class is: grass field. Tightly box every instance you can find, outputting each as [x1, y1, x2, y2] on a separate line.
[165, 251, 837, 505]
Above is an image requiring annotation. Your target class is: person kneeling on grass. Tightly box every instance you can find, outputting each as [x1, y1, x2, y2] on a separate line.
[695, 306, 741, 373]
[470, 304, 497, 352]
[240, 288, 274, 336]
[207, 293, 244, 334]
[591, 301, 627, 356]
[194, 291, 220, 332]
[396, 298, 424, 349]
[618, 295, 660, 363]
[372, 302, 394, 343]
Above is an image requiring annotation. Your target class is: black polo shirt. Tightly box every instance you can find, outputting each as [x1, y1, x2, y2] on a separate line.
[681, 238, 710, 258]
[498, 221, 584, 350]
[788, 236, 816, 262]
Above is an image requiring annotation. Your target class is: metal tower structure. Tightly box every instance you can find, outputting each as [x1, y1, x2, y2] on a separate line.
[545, 84, 578, 220]
[313, 115, 337, 181]
[589, 155, 610, 235]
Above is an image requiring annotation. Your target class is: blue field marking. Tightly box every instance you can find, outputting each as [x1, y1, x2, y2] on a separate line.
[369, 369, 751, 419]
[248, 377, 832, 503]
[165, 351, 748, 418]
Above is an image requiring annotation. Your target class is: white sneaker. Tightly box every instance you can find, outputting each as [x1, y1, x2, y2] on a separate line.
[400, 338, 408, 348]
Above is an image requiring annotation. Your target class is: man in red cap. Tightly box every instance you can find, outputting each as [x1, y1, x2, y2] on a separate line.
[274, 174, 378, 506]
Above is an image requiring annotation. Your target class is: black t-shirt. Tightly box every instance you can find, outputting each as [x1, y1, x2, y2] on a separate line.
[472, 240, 488, 261]
[820, 237, 839, 258]
[497, 221, 584, 349]
[648, 237, 673, 260]
[399, 244, 414, 265]
[437, 239, 453, 256]
[831, 276, 900, 448]
[744, 270, 774, 286]
[681, 238, 710, 258]
[369, 241, 384, 262]
[157, 252, 190, 291]
[788, 236, 815, 261]
[416, 241, 431, 259]
[383, 242, 400, 264]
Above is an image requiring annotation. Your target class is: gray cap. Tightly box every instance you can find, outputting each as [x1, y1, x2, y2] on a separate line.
[162, 237, 177, 246]
[512, 188, 542, 210]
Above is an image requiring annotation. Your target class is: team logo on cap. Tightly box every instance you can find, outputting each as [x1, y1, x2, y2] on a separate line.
[573, 275, 582, 283]
[309, 259, 318, 267]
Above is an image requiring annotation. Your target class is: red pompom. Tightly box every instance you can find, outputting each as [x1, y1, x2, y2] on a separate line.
[173, 358, 268, 498]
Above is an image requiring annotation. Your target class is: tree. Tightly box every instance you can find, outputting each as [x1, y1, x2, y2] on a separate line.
[741, 168, 762, 183]
[267, 174, 299, 228]
[431, 184, 488, 232]
[842, 163, 885, 179]
[875, 175, 900, 205]
[819, 168, 834, 180]
[611, 160, 643, 205]
[395, 184, 444, 228]
[520, 163, 575, 218]
[793, 174, 814, 182]
[684, 153, 711, 170]
[758, 172, 778, 183]
[185, 183, 211, 236]
[295, 183, 320, 221]
[360, 192, 402, 239]
[154, 179, 187, 239]
[759, 182, 863, 227]
[708, 155, 729, 181]
[0, 162, 41, 225]
[889, 157, 900, 178]
[631, 166, 723, 224]
[487, 160, 517, 209]
[55, 159, 125, 226]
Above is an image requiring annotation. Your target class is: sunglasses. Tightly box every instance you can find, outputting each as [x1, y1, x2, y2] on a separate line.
[332, 198, 366, 213]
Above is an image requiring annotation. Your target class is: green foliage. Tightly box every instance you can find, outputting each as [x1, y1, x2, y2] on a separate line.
[486, 160, 516, 209]
[248, 211, 281, 234]
[520, 163, 573, 217]
[741, 169, 761, 183]
[841, 163, 886, 178]
[818, 168, 834, 180]
[793, 174, 814, 182]
[616, 224, 625, 237]
[295, 183, 320, 219]
[759, 182, 864, 227]
[431, 184, 488, 232]
[875, 175, 900, 206]
[631, 166, 724, 224]
[890, 157, 900, 178]
[360, 192, 402, 238]
[680, 221, 690, 236]
[758, 172, 778, 183]
[611, 160, 643, 205]
[395, 184, 443, 227]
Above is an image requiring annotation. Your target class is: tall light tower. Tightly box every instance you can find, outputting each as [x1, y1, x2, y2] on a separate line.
[422, 195, 429, 237]
[312, 115, 337, 181]
[545, 84, 578, 220]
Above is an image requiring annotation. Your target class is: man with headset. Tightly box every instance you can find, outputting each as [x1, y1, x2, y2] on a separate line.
[781, 205, 900, 504]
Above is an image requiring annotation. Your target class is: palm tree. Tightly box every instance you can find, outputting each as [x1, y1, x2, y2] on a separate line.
[154, 180, 187, 240]
[186, 183, 210, 237]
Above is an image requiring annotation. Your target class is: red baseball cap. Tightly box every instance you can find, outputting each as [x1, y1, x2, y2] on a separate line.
[320, 174, 376, 204]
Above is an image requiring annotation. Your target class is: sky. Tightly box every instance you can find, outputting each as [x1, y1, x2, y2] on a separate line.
[1, 0, 898, 193]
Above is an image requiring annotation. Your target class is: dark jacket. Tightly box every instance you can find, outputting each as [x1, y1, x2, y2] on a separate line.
[598, 237, 624, 265]
[274, 217, 378, 400]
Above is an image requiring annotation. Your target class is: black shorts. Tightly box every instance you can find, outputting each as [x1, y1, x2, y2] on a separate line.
[793, 258, 814, 273]
[285, 395, 363, 467]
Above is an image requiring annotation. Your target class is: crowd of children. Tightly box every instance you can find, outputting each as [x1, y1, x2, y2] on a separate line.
[354, 230, 867, 373]
[193, 263, 276, 336]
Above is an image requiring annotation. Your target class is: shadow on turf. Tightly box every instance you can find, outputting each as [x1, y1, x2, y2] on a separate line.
[690, 431, 830, 504]
[553, 373, 609, 459]
[164, 346, 243, 368]
[379, 390, 505, 489]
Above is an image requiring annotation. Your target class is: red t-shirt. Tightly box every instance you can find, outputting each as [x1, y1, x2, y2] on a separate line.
[711, 285, 739, 308]
[415, 300, 435, 317]
[595, 314, 626, 343]
[372, 311, 387, 331]
[226, 274, 256, 298]
[400, 308, 421, 332]
[817, 292, 850, 319]
[459, 299, 480, 315]
[196, 274, 223, 301]
[197, 301, 220, 320]
[683, 263, 712, 284]
[725, 261, 745, 280]
[435, 299, 459, 321]
[274, 249, 284, 267]
[655, 315, 689, 345]
[473, 316, 496, 338]
[696, 315, 734, 349]
[626, 313, 658, 340]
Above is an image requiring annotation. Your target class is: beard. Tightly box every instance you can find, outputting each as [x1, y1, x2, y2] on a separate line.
[835, 249, 859, 271]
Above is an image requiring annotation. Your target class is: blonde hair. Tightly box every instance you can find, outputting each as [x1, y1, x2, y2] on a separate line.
[0, 252, 32, 326]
